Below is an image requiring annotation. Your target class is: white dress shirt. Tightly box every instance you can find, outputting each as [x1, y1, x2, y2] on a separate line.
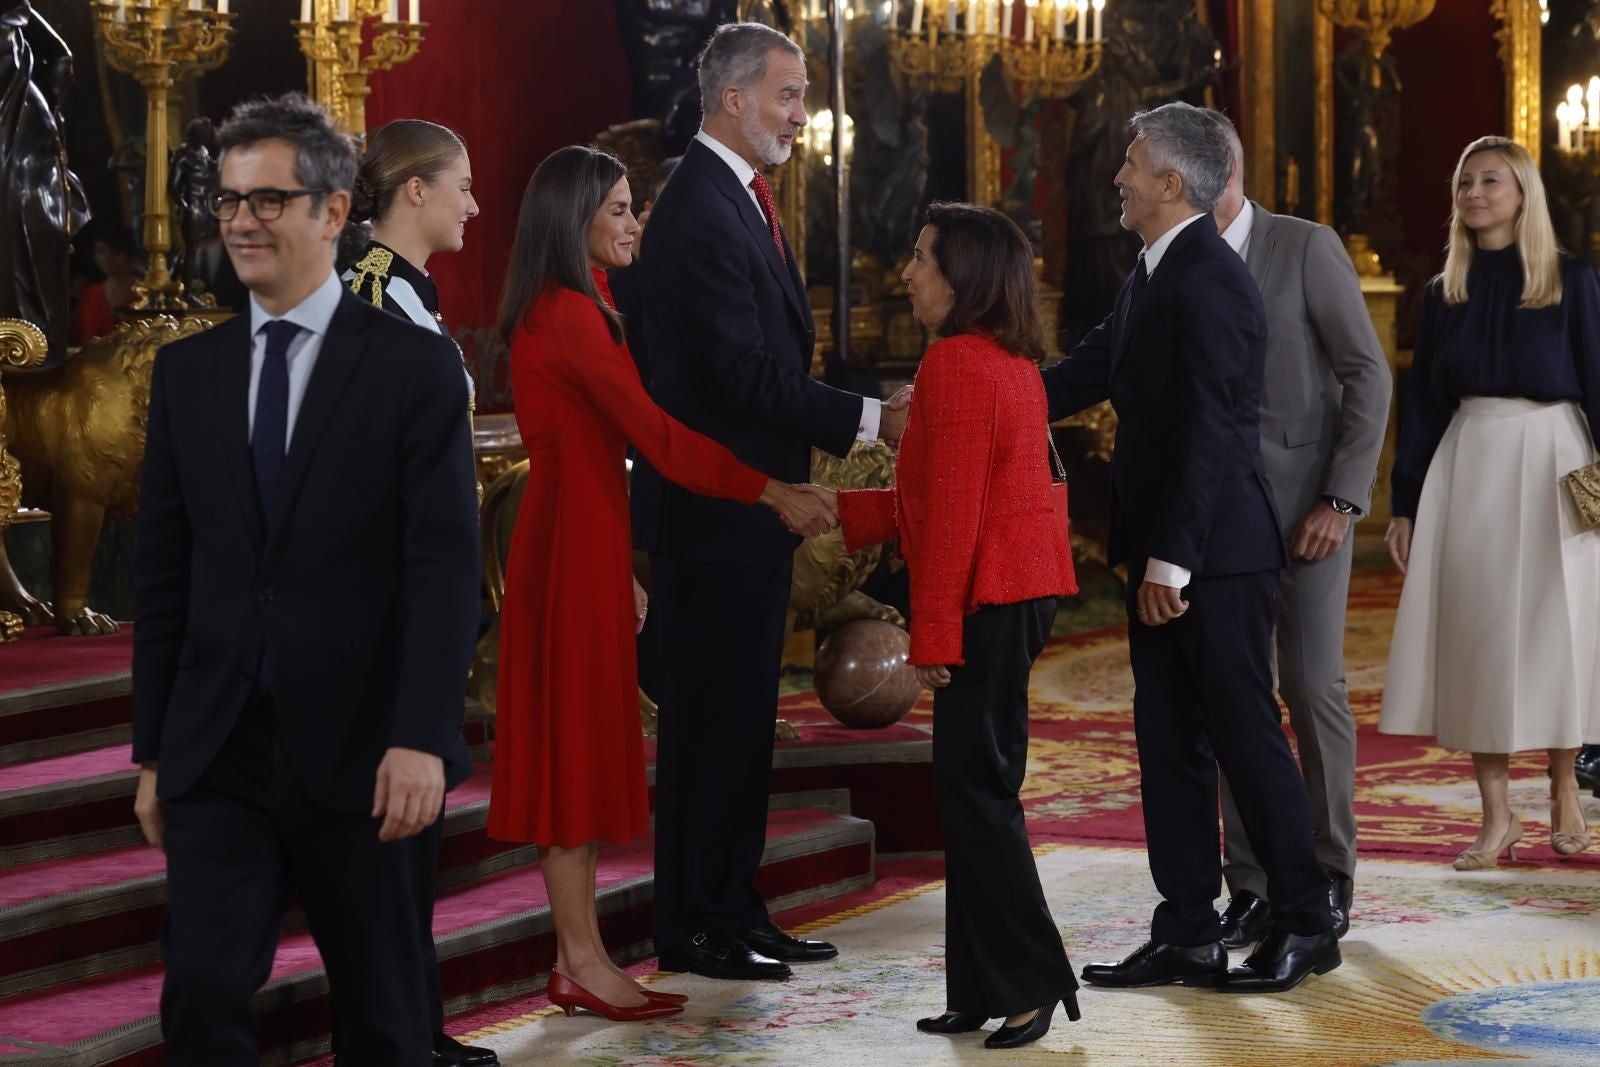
[246, 268, 344, 447]
[694, 129, 882, 442]
[1138, 211, 1210, 592]
[1219, 198, 1255, 261]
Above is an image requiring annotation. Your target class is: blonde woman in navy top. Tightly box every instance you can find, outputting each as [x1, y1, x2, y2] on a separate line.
[1380, 136, 1600, 870]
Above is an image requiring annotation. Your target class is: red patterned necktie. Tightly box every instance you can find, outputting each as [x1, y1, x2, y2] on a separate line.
[749, 172, 787, 264]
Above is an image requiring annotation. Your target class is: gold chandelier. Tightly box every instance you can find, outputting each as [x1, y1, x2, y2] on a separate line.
[884, 0, 1106, 97]
[1315, 0, 1436, 56]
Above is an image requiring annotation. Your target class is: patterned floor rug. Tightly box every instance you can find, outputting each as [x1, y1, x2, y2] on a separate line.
[466, 845, 1600, 1066]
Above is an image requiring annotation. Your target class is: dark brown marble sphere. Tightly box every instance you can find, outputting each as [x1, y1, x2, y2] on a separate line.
[814, 620, 920, 729]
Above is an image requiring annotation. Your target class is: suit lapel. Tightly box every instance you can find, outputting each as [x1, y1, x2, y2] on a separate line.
[690, 142, 811, 335]
[263, 292, 369, 556]
[1243, 201, 1277, 290]
[1108, 269, 1140, 381]
[214, 314, 263, 551]
[1110, 219, 1209, 382]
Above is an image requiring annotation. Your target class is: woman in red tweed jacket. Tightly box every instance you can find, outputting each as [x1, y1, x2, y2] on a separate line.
[809, 204, 1079, 1050]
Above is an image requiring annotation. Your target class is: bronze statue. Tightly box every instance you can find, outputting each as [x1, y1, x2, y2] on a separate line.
[614, 0, 742, 153]
[169, 117, 220, 304]
[838, 18, 929, 270]
[1059, 0, 1219, 347]
[1334, 41, 1399, 244]
[0, 0, 89, 370]
[981, 55, 1044, 252]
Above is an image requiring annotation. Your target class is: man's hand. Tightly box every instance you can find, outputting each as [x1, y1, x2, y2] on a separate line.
[781, 483, 838, 537]
[1385, 517, 1412, 574]
[373, 747, 445, 842]
[1290, 500, 1351, 562]
[134, 764, 164, 850]
[1135, 580, 1188, 626]
[915, 664, 952, 689]
[881, 385, 914, 448]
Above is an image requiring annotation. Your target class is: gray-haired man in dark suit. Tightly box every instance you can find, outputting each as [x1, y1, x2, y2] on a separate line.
[1206, 110, 1392, 949]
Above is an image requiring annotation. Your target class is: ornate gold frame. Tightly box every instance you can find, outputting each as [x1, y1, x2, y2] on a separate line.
[1313, 0, 1542, 227]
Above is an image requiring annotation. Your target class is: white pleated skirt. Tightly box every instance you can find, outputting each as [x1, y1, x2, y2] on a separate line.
[1380, 397, 1600, 753]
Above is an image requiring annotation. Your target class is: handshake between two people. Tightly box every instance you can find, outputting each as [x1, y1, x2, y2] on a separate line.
[760, 481, 840, 538]
[752, 385, 917, 540]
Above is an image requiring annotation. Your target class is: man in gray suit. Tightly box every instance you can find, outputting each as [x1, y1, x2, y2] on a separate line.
[1207, 110, 1391, 948]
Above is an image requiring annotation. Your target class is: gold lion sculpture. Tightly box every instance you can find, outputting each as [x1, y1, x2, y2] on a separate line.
[0, 316, 210, 635]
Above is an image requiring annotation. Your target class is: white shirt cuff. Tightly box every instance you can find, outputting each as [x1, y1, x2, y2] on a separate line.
[1144, 558, 1191, 589]
[856, 397, 882, 443]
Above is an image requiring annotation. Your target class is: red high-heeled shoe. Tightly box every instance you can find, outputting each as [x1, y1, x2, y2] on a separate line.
[643, 988, 689, 1004]
[547, 971, 684, 1021]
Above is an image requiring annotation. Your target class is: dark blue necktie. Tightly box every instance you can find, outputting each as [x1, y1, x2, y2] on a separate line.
[1117, 254, 1149, 341]
[252, 320, 300, 524]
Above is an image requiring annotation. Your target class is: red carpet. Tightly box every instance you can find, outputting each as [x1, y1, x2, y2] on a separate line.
[0, 628, 132, 699]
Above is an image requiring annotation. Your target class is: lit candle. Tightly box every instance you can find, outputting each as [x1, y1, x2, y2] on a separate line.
[1024, 0, 1035, 42]
[911, 0, 924, 31]
[386, 0, 397, 20]
[337, 0, 348, 20]
[301, 0, 311, 19]
[986, 0, 996, 34]
[888, 0, 898, 26]
[1076, 0, 1086, 43]
[1055, 0, 1066, 41]
[969, 0, 979, 32]
[1000, 0, 1013, 35]
[1092, 0, 1103, 40]
[216, 0, 227, 11]
[1558, 102, 1570, 152]
[189, 0, 200, 11]
[948, 0, 958, 31]
[411, 0, 421, 23]
[114, 0, 126, 21]
[1589, 76, 1600, 131]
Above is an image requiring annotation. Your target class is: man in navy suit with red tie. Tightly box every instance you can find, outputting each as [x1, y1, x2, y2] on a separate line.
[632, 22, 908, 982]
[1042, 102, 1339, 994]
[130, 95, 479, 1063]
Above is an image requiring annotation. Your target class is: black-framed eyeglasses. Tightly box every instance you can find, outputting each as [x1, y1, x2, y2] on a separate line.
[207, 187, 329, 222]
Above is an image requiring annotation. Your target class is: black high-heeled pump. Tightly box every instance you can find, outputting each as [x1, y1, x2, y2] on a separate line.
[983, 992, 1080, 1050]
[915, 1010, 989, 1034]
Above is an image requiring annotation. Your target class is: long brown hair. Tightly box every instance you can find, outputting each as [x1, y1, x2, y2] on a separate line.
[497, 145, 626, 345]
[351, 119, 466, 224]
[922, 202, 1047, 363]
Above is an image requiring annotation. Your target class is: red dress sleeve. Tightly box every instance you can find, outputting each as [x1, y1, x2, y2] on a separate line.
[837, 488, 896, 553]
[906, 347, 997, 666]
[543, 288, 768, 505]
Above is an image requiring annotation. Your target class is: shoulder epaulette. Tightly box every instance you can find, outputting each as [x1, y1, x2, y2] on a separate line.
[348, 246, 394, 307]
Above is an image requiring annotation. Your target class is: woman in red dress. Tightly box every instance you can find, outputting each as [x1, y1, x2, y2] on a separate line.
[808, 204, 1079, 1050]
[487, 145, 830, 1021]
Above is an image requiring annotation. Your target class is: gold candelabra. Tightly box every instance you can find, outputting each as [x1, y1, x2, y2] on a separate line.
[878, 0, 1105, 97]
[93, 0, 235, 312]
[295, 0, 425, 137]
[1315, 0, 1436, 56]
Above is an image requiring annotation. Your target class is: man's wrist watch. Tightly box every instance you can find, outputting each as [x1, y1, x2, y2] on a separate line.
[1324, 495, 1360, 516]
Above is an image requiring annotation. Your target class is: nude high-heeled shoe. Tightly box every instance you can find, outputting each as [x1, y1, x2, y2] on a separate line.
[1550, 794, 1592, 856]
[1452, 815, 1523, 871]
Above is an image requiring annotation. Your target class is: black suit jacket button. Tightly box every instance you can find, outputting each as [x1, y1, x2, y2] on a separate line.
[258, 588, 274, 603]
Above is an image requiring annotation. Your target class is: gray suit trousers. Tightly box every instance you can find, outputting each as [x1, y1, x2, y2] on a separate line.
[1220, 534, 1359, 896]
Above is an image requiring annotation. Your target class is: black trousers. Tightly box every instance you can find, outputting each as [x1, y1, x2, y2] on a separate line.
[159, 695, 433, 1066]
[1125, 567, 1334, 945]
[936, 599, 1075, 1017]
[649, 555, 793, 950]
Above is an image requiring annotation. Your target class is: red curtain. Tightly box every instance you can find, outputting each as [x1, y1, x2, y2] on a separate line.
[366, 2, 633, 337]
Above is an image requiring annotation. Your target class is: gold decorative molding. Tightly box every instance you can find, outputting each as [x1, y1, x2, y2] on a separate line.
[1491, 0, 1541, 161]
[1242, 0, 1275, 208]
[0, 319, 48, 370]
[1315, 9, 1334, 225]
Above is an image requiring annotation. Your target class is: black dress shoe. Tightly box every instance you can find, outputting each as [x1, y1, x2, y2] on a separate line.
[433, 1032, 499, 1066]
[1214, 929, 1340, 993]
[657, 931, 792, 981]
[983, 993, 1079, 1051]
[1080, 941, 1226, 988]
[1577, 745, 1600, 791]
[742, 924, 838, 963]
[1218, 891, 1272, 949]
[916, 1010, 989, 1033]
[1328, 871, 1354, 940]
